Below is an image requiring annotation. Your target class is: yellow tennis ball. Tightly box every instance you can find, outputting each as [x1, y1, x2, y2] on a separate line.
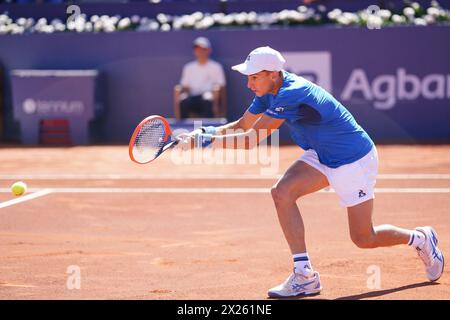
[11, 181, 27, 196]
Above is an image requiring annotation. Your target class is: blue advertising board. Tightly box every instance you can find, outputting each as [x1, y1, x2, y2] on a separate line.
[10, 70, 98, 144]
[0, 25, 449, 143]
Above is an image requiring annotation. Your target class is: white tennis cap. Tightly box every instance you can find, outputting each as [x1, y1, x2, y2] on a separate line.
[232, 46, 286, 75]
[193, 37, 211, 49]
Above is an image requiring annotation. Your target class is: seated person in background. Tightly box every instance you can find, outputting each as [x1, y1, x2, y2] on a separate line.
[174, 37, 226, 119]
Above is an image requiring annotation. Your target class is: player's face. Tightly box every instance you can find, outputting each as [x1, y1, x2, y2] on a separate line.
[247, 71, 277, 96]
[193, 46, 210, 62]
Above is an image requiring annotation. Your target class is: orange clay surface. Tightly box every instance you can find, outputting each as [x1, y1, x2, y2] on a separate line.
[0, 145, 449, 299]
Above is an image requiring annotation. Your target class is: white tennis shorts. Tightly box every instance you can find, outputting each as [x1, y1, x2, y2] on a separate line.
[300, 147, 378, 207]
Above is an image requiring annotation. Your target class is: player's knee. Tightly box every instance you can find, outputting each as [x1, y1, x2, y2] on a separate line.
[351, 233, 377, 249]
[271, 185, 295, 205]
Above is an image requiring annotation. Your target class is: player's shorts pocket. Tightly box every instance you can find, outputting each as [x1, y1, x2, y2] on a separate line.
[328, 147, 378, 207]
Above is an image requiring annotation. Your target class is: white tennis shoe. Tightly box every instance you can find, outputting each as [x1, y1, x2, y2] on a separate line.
[268, 270, 322, 298]
[415, 226, 444, 282]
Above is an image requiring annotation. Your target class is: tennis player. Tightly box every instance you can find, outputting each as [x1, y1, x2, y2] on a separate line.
[177, 46, 444, 297]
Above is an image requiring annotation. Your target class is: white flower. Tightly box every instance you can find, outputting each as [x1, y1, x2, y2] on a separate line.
[90, 15, 99, 23]
[403, 7, 415, 18]
[191, 11, 204, 21]
[367, 15, 383, 28]
[171, 17, 182, 30]
[118, 18, 131, 30]
[379, 9, 392, 20]
[53, 21, 65, 32]
[183, 16, 196, 28]
[109, 16, 119, 25]
[195, 16, 214, 29]
[50, 18, 62, 26]
[298, 5, 308, 13]
[37, 17, 47, 25]
[411, 2, 421, 10]
[131, 15, 140, 24]
[413, 18, 427, 26]
[427, 7, 441, 17]
[142, 19, 159, 31]
[160, 23, 171, 31]
[67, 21, 76, 31]
[103, 23, 116, 33]
[148, 21, 159, 31]
[75, 22, 84, 33]
[295, 12, 307, 22]
[220, 15, 234, 25]
[235, 12, 248, 25]
[203, 16, 215, 28]
[16, 17, 27, 26]
[431, 1, 441, 8]
[343, 12, 359, 23]
[212, 13, 225, 22]
[42, 25, 54, 34]
[278, 10, 289, 21]
[392, 14, 406, 24]
[156, 13, 169, 24]
[0, 14, 8, 24]
[247, 11, 257, 24]
[74, 15, 86, 24]
[7, 24, 17, 33]
[337, 16, 350, 25]
[424, 14, 436, 24]
[93, 21, 103, 32]
[328, 9, 342, 21]
[271, 12, 279, 23]
[288, 10, 300, 22]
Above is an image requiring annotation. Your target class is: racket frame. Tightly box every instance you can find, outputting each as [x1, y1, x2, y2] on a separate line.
[128, 115, 173, 164]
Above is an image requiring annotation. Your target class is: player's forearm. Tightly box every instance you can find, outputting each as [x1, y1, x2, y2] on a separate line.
[210, 129, 271, 150]
[214, 119, 241, 135]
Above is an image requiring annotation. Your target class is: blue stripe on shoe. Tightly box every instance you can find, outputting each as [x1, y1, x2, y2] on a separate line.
[408, 234, 415, 246]
[293, 257, 309, 262]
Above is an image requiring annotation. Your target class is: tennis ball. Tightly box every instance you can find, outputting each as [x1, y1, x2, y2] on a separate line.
[11, 181, 27, 196]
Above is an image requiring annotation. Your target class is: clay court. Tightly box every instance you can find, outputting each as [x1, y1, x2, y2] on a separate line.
[0, 145, 449, 300]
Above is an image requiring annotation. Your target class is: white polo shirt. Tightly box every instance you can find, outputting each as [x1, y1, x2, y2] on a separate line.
[180, 60, 226, 96]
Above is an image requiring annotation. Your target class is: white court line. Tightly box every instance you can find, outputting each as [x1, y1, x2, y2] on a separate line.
[1, 188, 450, 193]
[0, 173, 449, 180]
[0, 189, 53, 209]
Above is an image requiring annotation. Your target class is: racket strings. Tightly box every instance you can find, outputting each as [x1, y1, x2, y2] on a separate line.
[133, 119, 167, 163]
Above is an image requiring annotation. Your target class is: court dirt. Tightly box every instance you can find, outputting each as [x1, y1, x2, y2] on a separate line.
[0, 145, 449, 299]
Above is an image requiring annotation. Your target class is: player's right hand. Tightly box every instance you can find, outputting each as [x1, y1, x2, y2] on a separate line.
[175, 129, 203, 151]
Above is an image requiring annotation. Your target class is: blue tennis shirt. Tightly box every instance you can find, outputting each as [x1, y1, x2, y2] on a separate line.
[248, 70, 374, 168]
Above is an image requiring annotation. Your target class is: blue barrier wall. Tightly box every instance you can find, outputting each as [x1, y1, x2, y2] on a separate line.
[1, 25, 450, 143]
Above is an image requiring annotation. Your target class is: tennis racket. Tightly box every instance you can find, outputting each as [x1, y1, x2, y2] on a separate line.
[129, 115, 179, 164]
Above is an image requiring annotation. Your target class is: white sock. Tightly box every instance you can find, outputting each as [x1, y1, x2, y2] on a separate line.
[408, 230, 426, 248]
[293, 253, 313, 276]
